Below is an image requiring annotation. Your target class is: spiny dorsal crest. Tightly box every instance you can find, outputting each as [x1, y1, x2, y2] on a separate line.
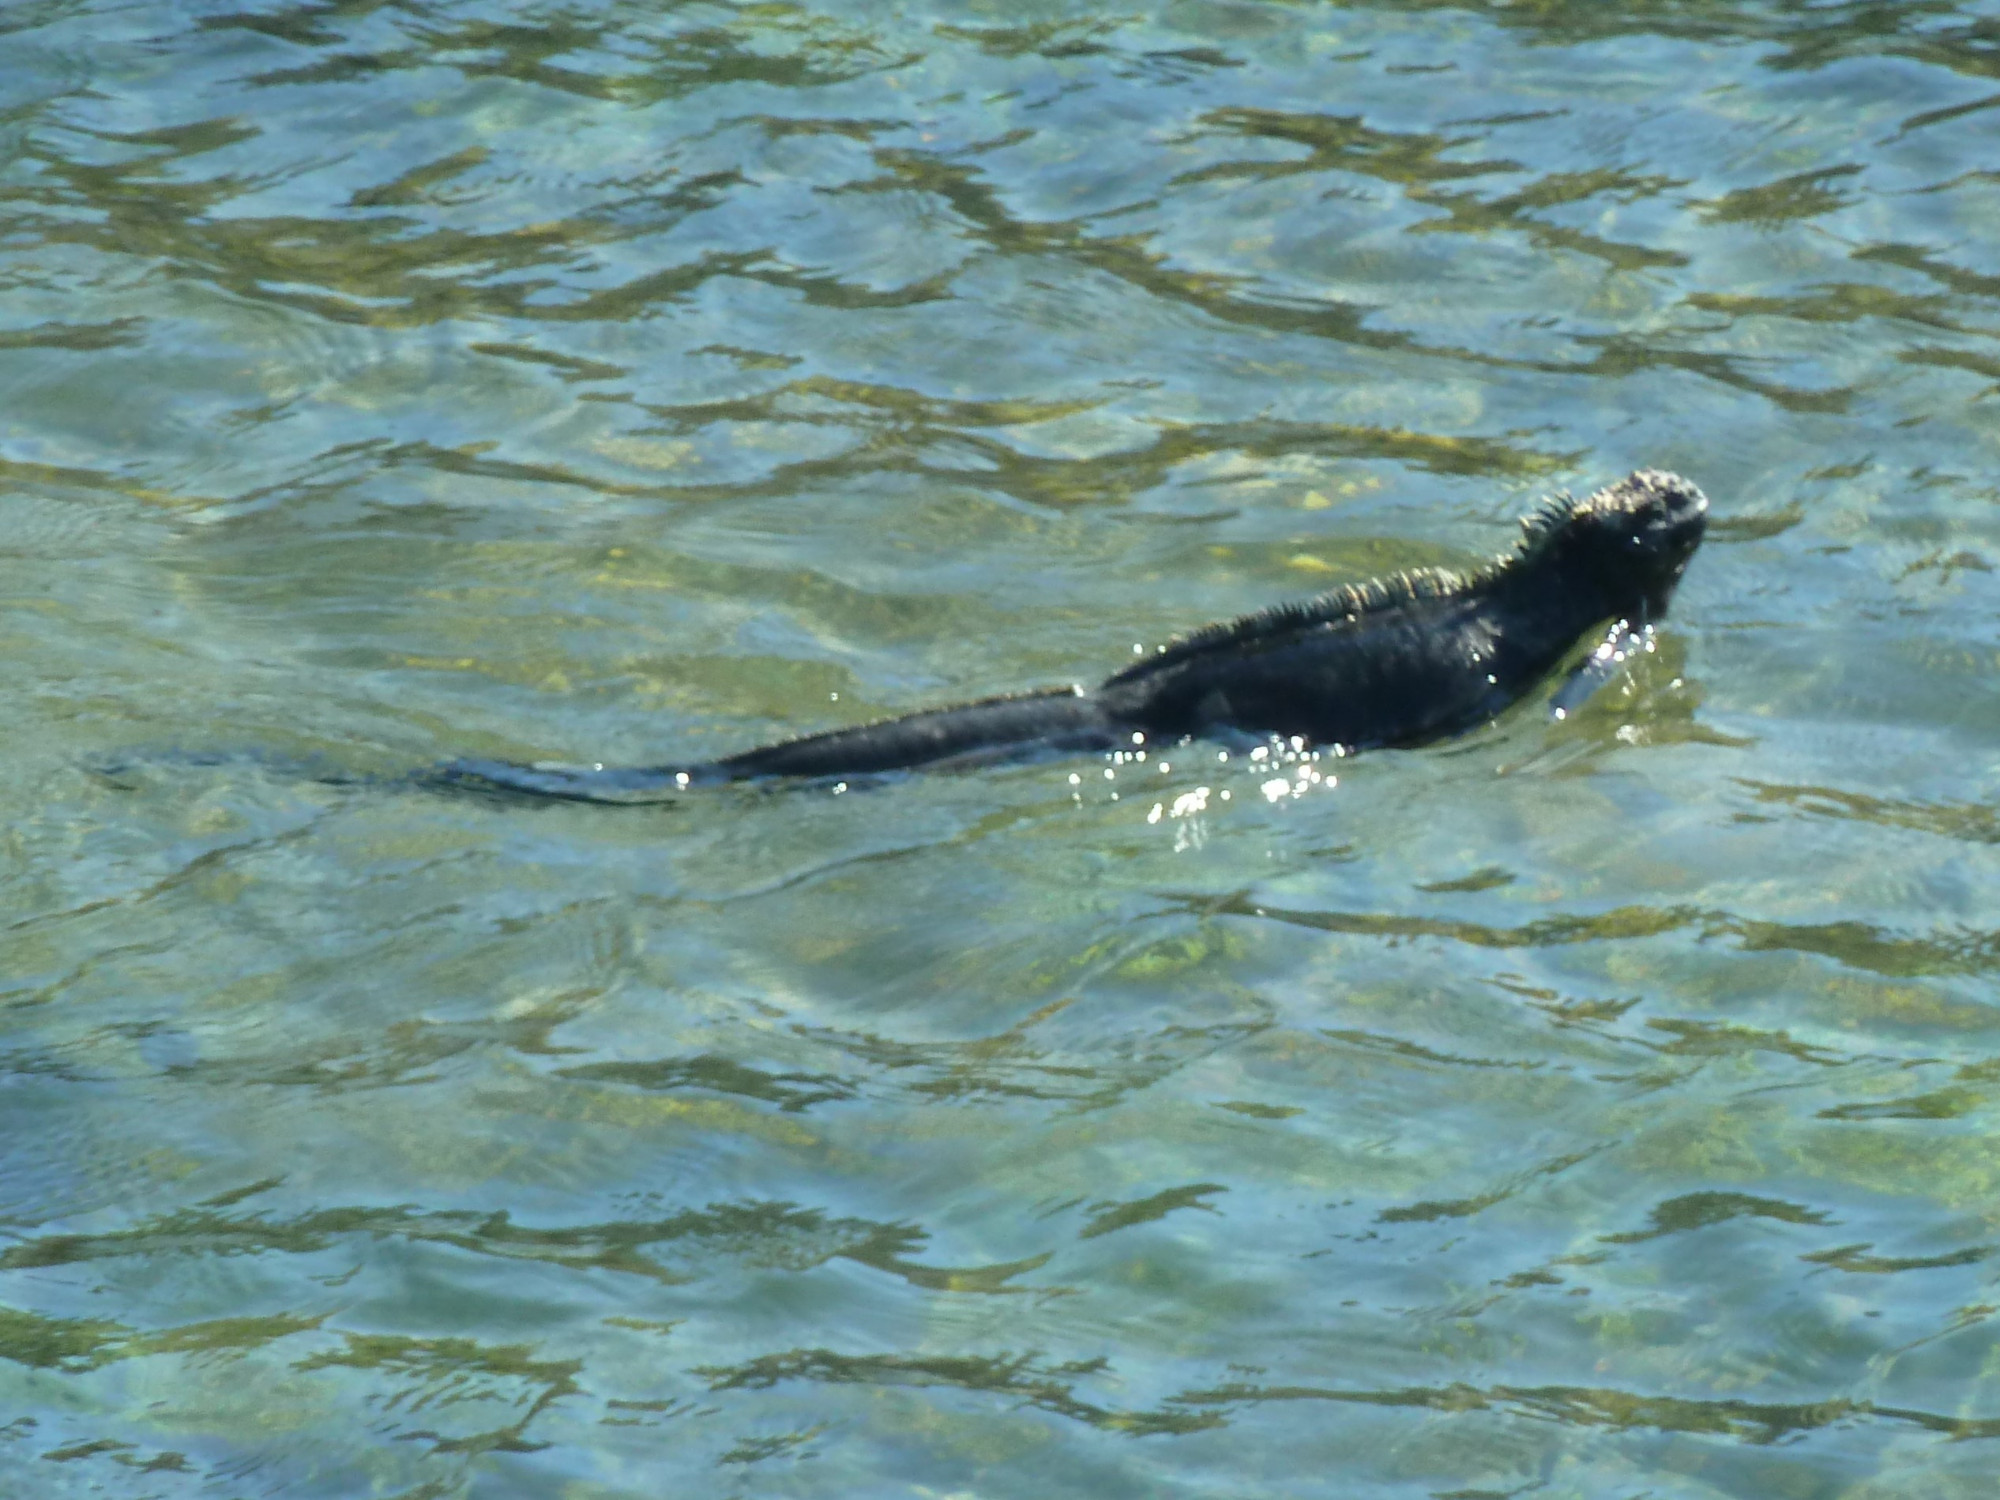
[1103, 563, 1476, 686]
[1517, 490, 1578, 548]
[1104, 477, 1634, 688]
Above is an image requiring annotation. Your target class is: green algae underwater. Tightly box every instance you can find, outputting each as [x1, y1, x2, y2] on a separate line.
[4, 0, 2000, 1495]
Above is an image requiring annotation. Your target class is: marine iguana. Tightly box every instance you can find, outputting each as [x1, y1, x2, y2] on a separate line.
[436, 469, 1706, 803]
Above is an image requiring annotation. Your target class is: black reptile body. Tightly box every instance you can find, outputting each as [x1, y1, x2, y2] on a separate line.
[438, 470, 1706, 803]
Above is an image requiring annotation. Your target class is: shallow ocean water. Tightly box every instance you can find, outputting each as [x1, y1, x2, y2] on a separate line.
[4, 1, 2000, 1495]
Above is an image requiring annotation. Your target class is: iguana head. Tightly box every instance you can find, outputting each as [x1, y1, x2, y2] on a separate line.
[1527, 469, 1708, 623]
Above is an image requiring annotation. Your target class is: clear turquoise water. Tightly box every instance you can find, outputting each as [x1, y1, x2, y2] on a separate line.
[4, 1, 2000, 1495]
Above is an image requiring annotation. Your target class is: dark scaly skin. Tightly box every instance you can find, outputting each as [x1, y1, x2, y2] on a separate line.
[436, 470, 1707, 803]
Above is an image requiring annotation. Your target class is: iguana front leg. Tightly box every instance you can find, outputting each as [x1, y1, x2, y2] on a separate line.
[1549, 619, 1656, 722]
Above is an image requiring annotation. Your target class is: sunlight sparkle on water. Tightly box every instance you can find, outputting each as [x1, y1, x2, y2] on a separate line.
[1146, 786, 1211, 825]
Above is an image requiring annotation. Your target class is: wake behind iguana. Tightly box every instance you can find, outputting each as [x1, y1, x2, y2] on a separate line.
[438, 469, 1707, 803]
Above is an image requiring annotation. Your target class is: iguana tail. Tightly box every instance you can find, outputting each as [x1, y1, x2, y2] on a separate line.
[714, 685, 1115, 780]
[430, 685, 1117, 803]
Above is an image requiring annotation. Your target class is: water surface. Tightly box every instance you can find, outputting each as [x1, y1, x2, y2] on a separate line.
[4, 1, 2000, 1495]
